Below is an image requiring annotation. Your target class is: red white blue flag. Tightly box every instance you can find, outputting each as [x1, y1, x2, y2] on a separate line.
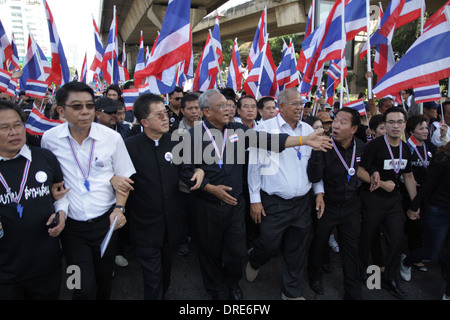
[90, 16, 104, 75]
[276, 39, 299, 91]
[0, 20, 13, 71]
[101, 5, 120, 85]
[373, 5, 450, 98]
[247, 7, 267, 72]
[20, 32, 51, 90]
[80, 52, 87, 84]
[8, 33, 20, 71]
[193, 32, 219, 92]
[413, 82, 441, 104]
[243, 36, 278, 99]
[140, 0, 192, 79]
[43, 0, 71, 85]
[0, 69, 11, 93]
[134, 31, 146, 84]
[226, 38, 243, 92]
[25, 79, 48, 100]
[25, 107, 62, 136]
[344, 98, 366, 116]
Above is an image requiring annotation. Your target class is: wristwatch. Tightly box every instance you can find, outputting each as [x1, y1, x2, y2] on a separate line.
[114, 205, 126, 214]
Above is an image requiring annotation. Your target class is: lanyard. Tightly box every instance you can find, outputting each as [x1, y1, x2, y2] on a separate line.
[202, 122, 227, 169]
[0, 159, 31, 218]
[276, 115, 302, 160]
[414, 143, 428, 168]
[67, 137, 95, 191]
[384, 135, 403, 174]
[332, 139, 356, 182]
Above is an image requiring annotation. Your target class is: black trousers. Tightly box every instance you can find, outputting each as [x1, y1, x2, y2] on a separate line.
[134, 241, 176, 300]
[0, 266, 61, 300]
[309, 199, 362, 300]
[249, 191, 312, 299]
[61, 209, 117, 300]
[193, 195, 246, 298]
[359, 190, 405, 281]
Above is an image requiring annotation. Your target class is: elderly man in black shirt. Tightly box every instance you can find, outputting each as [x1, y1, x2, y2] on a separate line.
[307, 107, 365, 299]
[179, 89, 331, 300]
[124, 94, 204, 300]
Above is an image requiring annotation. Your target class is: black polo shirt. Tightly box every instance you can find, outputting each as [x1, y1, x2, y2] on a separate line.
[179, 119, 289, 203]
[0, 145, 63, 283]
[308, 137, 365, 205]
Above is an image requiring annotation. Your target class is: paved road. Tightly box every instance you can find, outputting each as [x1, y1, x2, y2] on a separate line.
[59, 239, 447, 301]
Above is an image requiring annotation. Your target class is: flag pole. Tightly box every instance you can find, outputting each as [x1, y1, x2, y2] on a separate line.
[209, 29, 223, 87]
[339, 0, 345, 109]
[366, 0, 373, 99]
[255, 34, 269, 101]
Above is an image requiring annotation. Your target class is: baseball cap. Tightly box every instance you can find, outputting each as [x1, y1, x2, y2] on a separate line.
[317, 111, 333, 123]
[95, 97, 119, 112]
[423, 101, 438, 109]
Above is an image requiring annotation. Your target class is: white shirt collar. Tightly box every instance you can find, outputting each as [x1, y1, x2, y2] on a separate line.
[277, 113, 302, 130]
[57, 122, 103, 142]
[0, 144, 32, 162]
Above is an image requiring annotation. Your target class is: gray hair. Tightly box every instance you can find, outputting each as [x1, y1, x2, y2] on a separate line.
[277, 88, 299, 105]
[198, 89, 222, 111]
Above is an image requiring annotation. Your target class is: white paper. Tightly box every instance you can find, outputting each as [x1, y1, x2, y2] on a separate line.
[100, 216, 117, 258]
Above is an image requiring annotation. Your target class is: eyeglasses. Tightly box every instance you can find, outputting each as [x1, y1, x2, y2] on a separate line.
[65, 103, 95, 110]
[205, 104, 232, 111]
[385, 120, 406, 125]
[287, 101, 304, 107]
[101, 110, 117, 115]
[0, 122, 23, 133]
[147, 110, 169, 120]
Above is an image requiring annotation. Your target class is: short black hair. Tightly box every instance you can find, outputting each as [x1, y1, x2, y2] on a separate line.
[122, 81, 134, 90]
[257, 96, 275, 110]
[220, 87, 236, 98]
[334, 106, 361, 127]
[133, 93, 165, 122]
[382, 106, 408, 122]
[0, 100, 23, 121]
[406, 114, 427, 135]
[237, 95, 256, 109]
[56, 82, 95, 107]
[181, 93, 199, 109]
[377, 97, 394, 111]
[169, 86, 183, 97]
[369, 114, 384, 131]
[439, 101, 450, 115]
[303, 115, 321, 127]
[106, 84, 122, 96]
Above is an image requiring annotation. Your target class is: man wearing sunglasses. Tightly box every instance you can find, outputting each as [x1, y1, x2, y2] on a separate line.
[41, 82, 136, 300]
[94, 97, 130, 140]
[167, 86, 184, 133]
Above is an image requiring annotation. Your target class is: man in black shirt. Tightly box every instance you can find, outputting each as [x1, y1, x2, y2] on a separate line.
[307, 107, 365, 299]
[167, 86, 184, 133]
[125, 94, 204, 300]
[179, 89, 332, 300]
[0, 101, 66, 299]
[358, 107, 417, 299]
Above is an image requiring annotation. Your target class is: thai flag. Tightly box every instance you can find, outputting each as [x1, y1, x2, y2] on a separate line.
[423, 0, 450, 32]
[0, 20, 13, 70]
[90, 16, 104, 75]
[373, 5, 450, 98]
[119, 42, 130, 83]
[80, 53, 87, 84]
[26, 79, 48, 99]
[277, 39, 299, 91]
[301, 0, 346, 86]
[141, 0, 192, 80]
[6, 77, 18, 98]
[20, 32, 51, 90]
[193, 32, 219, 92]
[134, 31, 146, 84]
[247, 7, 267, 72]
[326, 60, 347, 82]
[123, 88, 140, 111]
[406, 135, 419, 153]
[137, 84, 151, 95]
[43, 0, 71, 85]
[345, 0, 367, 41]
[101, 5, 120, 85]
[344, 98, 366, 116]
[243, 36, 278, 99]
[226, 38, 243, 92]
[296, 1, 314, 74]
[413, 82, 441, 104]
[397, 0, 425, 28]
[212, 13, 223, 66]
[0, 69, 11, 93]
[25, 107, 62, 136]
[8, 33, 20, 71]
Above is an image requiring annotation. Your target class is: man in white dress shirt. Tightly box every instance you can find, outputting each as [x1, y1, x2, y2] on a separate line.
[245, 88, 324, 300]
[41, 82, 136, 300]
